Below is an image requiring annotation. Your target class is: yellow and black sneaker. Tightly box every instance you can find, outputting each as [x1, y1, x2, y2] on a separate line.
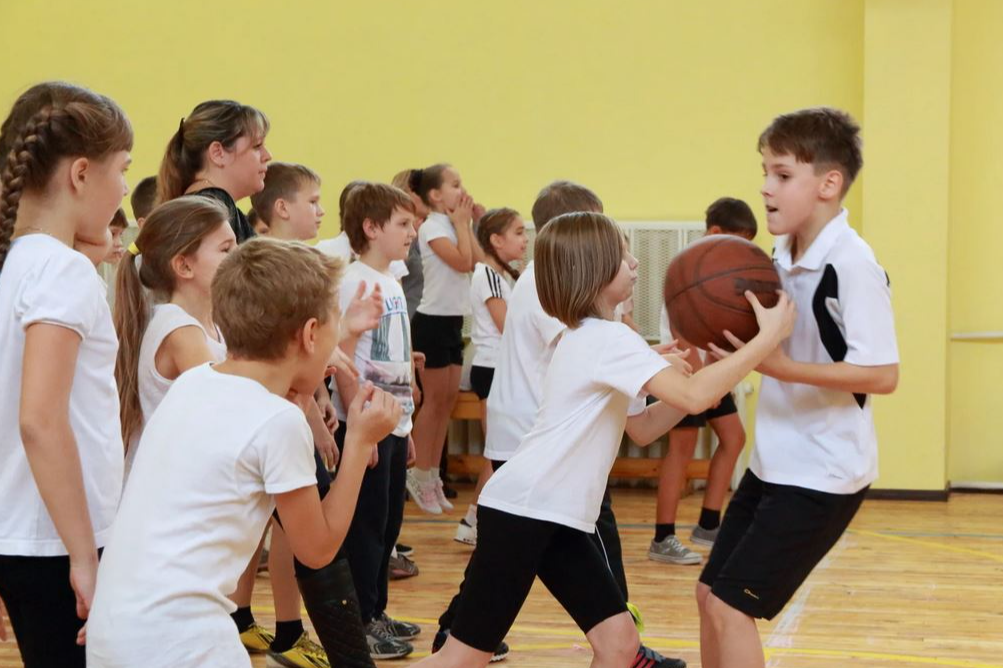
[240, 623, 275, 653]
[266, 631, 330, 668]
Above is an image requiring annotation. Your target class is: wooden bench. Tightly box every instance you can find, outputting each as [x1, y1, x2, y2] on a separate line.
[446, 391, 710, 482]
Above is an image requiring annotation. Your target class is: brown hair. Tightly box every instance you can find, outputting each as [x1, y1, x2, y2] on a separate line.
[109, 207, 128, 230]
[130, 175, 158, 220]
[705, 197, 757, 238]
[157, 100, 269, 204]
[408, 163, 450, 206]
[0, 81, 133, 269]
[343, 183, 414, 254]
[531, 180, 603, 228]
[113, 195, 230, 447]
[338, 179, 368, 225]
[476, 207, 521, 281]
[249, 162, 321, 224]
[212, 237, 344, 360]
[758, 107, 863, 195]
[535, 212, 623, 328]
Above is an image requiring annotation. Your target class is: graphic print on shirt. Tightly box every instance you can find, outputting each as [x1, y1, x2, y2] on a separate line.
[366, 292, 415, 416]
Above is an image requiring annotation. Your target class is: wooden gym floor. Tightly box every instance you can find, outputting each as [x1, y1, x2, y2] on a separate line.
[1, 487, 1001, 667]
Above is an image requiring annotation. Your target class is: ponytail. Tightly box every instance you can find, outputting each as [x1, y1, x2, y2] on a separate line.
[113, 251, 150, 448]
[476, 207, 521, 282]
[411, 163, 450, 206]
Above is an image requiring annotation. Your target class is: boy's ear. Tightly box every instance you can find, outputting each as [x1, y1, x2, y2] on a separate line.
[363, 218, 379, 240]
[275, 198, 291, 221]
[299, 317, 319, 356]
[818, 168, 844, 201]
[705, 225, 724, 236]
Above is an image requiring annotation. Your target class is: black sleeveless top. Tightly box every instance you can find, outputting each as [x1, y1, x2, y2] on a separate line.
[192, 187, 255, 244]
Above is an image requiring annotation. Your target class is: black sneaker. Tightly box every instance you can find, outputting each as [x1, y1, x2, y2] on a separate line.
[395, 543, 414, 558]
[634, 644, 686, 668]
[364, 620, 412, 660]
[432, 629, 508, 663]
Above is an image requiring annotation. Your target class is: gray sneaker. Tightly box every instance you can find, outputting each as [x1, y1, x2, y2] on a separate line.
[376, 611, 421, 641]
[365, 619, 413, 660]
[648, 535, 702, 565]
[691, 525, 719, 547]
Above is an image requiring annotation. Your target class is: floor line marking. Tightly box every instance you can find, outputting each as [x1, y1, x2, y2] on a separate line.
[851, 529, 1003, 563]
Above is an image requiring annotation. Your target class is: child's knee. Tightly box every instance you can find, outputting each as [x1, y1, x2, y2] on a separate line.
[696, 581, 712, 610]
[589, 614, 639, 662]
[705, 592, 749, 631]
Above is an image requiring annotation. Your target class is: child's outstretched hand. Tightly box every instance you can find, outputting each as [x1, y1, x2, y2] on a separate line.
[342, 281, 383, 338]
[346, 382, 401, 450]
[749, 290, 796, 344]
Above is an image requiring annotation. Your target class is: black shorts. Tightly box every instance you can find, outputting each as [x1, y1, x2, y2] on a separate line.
[470, 365, 495, 400]
[676, 392, 738, 429]
[411, 312, 464, 369]
[450, 507, 627, 653]
[699, 470, 867, 620]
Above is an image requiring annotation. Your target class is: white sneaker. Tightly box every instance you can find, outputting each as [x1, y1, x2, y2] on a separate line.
[454, 519, 477, 546]
[406, 471, 442, 515]
[434, 479, 454, 511]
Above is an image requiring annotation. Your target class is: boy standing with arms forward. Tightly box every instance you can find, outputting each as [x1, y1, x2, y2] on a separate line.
[335, 183, 420, 660]
[698, 107, 899, 668]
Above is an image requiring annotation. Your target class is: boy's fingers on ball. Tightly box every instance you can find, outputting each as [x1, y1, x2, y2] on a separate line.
[723, 330, 745, 349]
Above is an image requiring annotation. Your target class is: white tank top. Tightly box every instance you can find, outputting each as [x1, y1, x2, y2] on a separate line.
[125, 303, 227, 477]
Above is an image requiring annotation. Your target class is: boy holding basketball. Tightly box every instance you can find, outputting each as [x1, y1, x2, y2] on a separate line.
[696, 107, 899, 668]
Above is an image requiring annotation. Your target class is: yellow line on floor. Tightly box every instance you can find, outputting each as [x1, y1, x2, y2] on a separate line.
[852, 529, 1003, 564]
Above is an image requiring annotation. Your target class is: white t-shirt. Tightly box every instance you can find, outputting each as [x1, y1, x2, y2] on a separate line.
[416, 212, 470, 316]
[0, 235, 123, 557]
[316, 231, 408, 280]
[484, 262, 565, 461]
[479, 319, 669, 532]
[333, 262, 414, 436]
[753, 209, 899, 494]
[87, 364, 317, 668]
[125, 303, 227, 478]
[470, 262, 513, 368]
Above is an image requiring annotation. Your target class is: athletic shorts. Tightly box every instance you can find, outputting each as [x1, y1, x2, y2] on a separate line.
[411, 312, 464, 369]
[450, 507, 627, 652]
[470, 365, 495, 400]
[676, 392, 738, 429]
[699, 469, 868, 620]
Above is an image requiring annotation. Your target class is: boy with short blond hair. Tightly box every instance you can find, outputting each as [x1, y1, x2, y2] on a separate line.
[88, 238, 401, 668]
[250, 162, 325, 241]
[697, 107, 899, 668]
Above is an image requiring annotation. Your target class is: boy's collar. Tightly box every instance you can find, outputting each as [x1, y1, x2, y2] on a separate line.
[774, 208, 850, 271]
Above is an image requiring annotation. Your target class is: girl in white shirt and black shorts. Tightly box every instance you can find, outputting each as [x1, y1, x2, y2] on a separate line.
[406, 164, 479, 514]
[413, 211, 794, 668]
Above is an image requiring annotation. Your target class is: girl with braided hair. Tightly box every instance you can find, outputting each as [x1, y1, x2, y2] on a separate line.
[0, 81, 132, 667]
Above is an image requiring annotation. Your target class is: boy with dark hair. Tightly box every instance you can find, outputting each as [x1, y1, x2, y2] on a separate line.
[334, 183, 420, 660]
[697, 107, 898, 668]
[650, 196, 758, 565]
[130, 175, 158, 228]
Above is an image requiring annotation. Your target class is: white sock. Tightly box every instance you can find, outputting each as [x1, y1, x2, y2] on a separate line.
[465, 504, 478, 526]
[415, 468, 433, 483]
[431, 467, 442, 482]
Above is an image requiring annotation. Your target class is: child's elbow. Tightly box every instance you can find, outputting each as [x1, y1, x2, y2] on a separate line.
[873, 365, 899, 395]
[296, 545, 336, 570]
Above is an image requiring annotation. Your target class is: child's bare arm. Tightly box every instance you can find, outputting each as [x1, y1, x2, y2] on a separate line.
[428, 195, 475, 272]
[486, 298, 508, 333]
[742, 343, 898, 395]
[626, 396, 689, 446]
[275, 383, 400, 568]
[159, 326, 216, 379]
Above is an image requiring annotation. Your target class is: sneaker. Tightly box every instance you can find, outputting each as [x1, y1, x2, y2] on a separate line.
[396, 543, 414, 558]
[648, 535, 702, 565]
[240, 623, 275, 653]
[634, 643, 687, 668]
[690, 525, 719, 547]
[432, 628, 509, 662]
[375, 611, 421, 641]
[454, 518, 477, 546]
[266, 632, 330, 668]
[407, 472, 442, 514]
[365, 619, 413, 660]
[434, 478, 455, 511]
[388, 552, 419, 580]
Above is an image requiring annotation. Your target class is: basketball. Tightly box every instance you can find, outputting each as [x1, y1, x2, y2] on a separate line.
[664, 235, 781, 351]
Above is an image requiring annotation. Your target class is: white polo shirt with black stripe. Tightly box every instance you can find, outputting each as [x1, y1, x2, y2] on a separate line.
[751, 209, 899, 494]
[470, 262, 513, 368]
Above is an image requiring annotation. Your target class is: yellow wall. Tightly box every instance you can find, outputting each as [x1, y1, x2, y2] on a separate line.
[948, 0, 1003, 484]
[862, 0, 951, 491]
[6, 0, 996, 490]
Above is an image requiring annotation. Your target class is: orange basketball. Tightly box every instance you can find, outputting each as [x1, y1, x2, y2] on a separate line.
[664, 236, 781, 351]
